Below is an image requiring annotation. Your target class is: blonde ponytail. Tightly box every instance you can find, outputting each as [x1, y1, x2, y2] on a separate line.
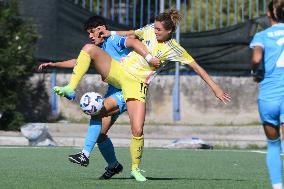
[155, 9, 182, 33]
[168, 9, 182, 26]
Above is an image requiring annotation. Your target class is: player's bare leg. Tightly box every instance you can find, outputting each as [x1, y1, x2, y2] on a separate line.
[54, 45, 112, 99]
[127, 99, 147, 182]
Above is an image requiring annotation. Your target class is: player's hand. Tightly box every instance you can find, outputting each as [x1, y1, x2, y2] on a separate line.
[38, 62, 54, 71]
[214, 87, 231, 104]
[251, 70, 264, 83]
[149, 57, 161, 68]
[97, 26, 110, 38]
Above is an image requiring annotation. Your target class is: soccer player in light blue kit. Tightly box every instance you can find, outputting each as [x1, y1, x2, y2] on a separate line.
[39, 15, 142, 179]
[250, 1, 284, 188]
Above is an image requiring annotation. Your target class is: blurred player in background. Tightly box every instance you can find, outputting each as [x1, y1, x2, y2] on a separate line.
[39, 15, 158, 179]
[54, 9, 230, 182]
[250, 1, 284, 189]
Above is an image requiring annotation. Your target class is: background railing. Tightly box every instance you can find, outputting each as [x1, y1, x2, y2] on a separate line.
[71, 0, 270, 32]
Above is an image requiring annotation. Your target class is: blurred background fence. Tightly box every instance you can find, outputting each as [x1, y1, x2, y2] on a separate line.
[17, 0, 271, 75]
[71, 0, 270, 31]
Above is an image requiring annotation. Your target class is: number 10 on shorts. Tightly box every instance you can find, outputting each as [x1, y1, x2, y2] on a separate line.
[139, 83, 148, 95]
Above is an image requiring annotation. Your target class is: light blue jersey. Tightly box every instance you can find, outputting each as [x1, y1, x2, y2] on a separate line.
[100, 35, 130, 114]
[250, 24, 284, 126]
[250, 24, 284, 101]
[100, 35, 130, 61]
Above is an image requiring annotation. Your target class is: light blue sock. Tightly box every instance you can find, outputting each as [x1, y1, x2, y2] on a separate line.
[98, 137, 118, 168]
[281, 139, 284, 155]
[82, 119, 102, 158]
[267, 138, 282, 185]
[282, 139, 284, 174]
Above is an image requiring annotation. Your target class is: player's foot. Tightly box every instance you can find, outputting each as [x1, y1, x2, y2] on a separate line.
[99, 162, 123, 180]
[68, 152, 89, 167]
[53, 85, 76, 100]
[130, 168, 147, 182]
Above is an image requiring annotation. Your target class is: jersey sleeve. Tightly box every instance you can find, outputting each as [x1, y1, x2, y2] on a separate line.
[110, 35, 128, 51]
[249, 32, 264, 49]
[166, 39, 195, 65]
[179, 50, 195, 65]
[134, 23, 154, 40]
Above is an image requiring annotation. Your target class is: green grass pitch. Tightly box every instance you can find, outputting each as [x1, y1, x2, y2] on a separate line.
[0, 147, 270, 189]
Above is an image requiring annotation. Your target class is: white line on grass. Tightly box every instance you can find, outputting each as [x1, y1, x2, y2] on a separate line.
[0, 146, 267, 154]
[0, 146, 77, 149]
[154, 148, 267, 154]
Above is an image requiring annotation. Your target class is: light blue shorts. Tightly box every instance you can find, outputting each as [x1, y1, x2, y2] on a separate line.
[104, 85, 127, 122]
[258, 99, 284, 126]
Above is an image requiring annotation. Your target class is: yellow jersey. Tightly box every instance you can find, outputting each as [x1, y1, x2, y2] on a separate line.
[120, 24, 195, 84]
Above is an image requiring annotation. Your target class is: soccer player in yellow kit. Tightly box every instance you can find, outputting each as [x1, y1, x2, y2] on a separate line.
[54, 9, 231, 181]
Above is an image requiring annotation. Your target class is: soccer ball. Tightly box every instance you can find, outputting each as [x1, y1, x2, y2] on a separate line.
[80, 92, 104, 116]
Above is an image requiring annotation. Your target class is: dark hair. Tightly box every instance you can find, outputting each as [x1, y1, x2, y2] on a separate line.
[269, 1, 277, 21]
[273, 0, 284, 23]
[84, 15, 107, 31]
[155, 9, 182, 32]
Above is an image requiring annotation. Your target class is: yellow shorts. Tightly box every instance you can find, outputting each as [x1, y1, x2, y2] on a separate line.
[105, 59, 148, 102]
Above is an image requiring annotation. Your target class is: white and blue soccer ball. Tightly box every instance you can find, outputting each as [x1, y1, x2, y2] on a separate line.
[80, 92, 104, 116]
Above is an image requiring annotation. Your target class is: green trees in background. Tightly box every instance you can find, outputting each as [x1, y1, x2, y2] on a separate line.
[0, 1, 50, 130]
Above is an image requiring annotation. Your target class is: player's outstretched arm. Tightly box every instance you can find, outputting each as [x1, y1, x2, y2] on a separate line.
[188, 61, 231, 104]
[125, 38, 160, 67]
[97, 26, 136, 38]
[38, 59, 77, 70]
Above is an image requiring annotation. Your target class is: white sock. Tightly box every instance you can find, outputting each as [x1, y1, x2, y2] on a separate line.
[272, 183, 282, 189]
[81, 149, 90, 158]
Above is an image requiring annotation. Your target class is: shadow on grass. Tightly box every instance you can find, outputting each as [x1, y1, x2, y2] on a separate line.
[147, 177, 247, 182]
[94, 177, 247, 182]
[91, 177, 183, 181]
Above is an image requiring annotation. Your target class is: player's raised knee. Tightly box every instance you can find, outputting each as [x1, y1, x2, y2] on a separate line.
[82, 44, 98, 54]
